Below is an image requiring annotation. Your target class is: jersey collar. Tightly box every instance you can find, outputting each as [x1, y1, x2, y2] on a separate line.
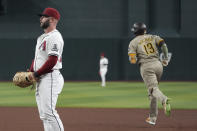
[45, 29, 58, 35]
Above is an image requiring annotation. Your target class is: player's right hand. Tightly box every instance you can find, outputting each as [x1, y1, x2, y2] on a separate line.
[162, 60, 168, 66]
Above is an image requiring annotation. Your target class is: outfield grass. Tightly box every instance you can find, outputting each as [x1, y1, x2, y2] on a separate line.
[0, 81, 197, 109]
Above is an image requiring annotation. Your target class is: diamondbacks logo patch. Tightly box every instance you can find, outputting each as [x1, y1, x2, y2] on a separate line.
[39, 41, 46, 51]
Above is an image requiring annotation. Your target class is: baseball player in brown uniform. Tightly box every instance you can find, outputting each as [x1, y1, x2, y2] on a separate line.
[128, 22, 171, 125]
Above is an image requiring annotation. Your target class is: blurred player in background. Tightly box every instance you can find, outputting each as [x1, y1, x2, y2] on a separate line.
[99, 53, 108, 87]
[128, 22, 171, 125]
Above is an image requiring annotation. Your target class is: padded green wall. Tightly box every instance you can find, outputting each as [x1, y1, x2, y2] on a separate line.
[1, 38, 196, 81]
[0, 0, 197, 80]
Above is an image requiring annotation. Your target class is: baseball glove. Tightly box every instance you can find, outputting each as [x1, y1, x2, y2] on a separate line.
[13, 72, 36, 88]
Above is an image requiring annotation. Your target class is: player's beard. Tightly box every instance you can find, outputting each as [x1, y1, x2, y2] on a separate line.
[41, 19, 50, 29]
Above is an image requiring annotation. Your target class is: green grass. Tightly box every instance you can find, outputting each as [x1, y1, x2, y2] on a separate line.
[0, 81, 197, 109]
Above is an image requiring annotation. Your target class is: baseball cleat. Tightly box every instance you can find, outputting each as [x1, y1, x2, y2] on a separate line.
[163, 98, 171, 116]
[145, 117, 156, 125]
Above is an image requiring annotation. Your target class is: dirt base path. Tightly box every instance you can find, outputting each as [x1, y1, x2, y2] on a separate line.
[0, 107, 197, 131]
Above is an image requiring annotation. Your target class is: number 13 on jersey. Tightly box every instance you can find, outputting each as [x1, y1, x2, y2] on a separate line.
[143, 43, 155, 55]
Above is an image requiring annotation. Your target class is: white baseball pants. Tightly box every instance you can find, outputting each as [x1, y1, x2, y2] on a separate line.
[100, 68, 107, 87]
[36, 70, 64, 131]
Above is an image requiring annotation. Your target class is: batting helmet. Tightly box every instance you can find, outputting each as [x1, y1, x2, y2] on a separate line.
[131, 22, 147, 35]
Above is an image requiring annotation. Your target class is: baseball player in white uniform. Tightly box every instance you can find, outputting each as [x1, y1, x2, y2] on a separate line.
[99, 53, 108, 87]
[29, 8, 64, 131]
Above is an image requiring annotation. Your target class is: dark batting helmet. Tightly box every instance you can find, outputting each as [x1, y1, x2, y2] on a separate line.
[131, 22, 147, 35]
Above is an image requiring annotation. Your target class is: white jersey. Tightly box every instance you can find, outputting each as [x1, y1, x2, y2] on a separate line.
[34, 29, 64, 72]
[100, 57, 108, 69]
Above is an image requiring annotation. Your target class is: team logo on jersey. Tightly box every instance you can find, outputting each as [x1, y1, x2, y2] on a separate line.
[39, 41, 46, 51]
[51, 44, 58, 52]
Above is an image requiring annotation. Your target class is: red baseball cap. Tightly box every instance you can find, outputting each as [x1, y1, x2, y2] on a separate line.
[100, 53, 105, 56]
[38, 7, 60, 20]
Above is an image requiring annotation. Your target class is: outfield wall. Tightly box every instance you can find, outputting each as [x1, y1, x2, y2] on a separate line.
[0, 0, 197, 80]
[1, 38, 196, 81]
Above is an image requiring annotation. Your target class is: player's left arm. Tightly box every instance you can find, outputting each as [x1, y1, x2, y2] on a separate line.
[104, 58, 108, 65]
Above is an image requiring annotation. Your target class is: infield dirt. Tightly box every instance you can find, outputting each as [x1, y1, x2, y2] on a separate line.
[0, 107, 196, 131]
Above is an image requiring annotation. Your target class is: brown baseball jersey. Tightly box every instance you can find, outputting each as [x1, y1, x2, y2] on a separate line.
[128, 34, 164, 64]
[128, 34, 168, 121]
